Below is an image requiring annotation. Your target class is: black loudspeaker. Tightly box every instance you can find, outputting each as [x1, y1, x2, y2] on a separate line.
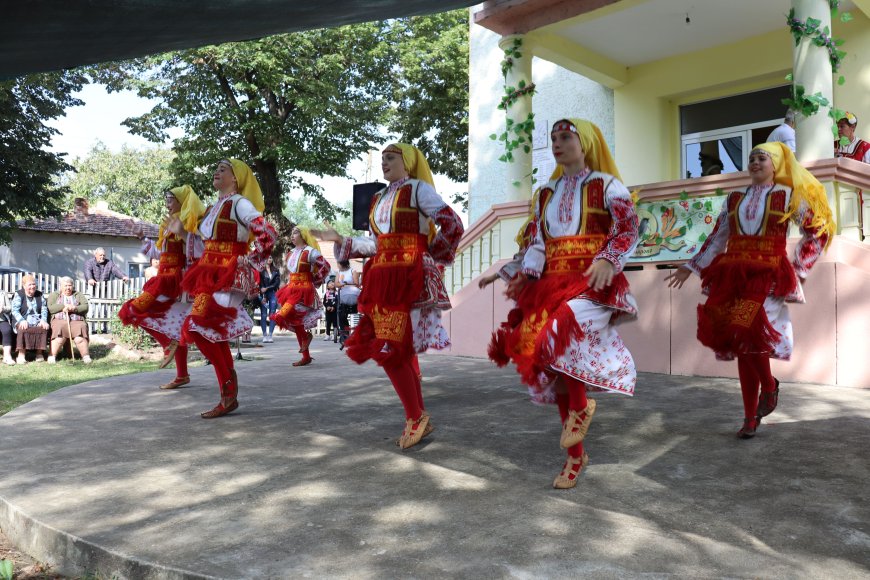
[352, 182, 383, 231]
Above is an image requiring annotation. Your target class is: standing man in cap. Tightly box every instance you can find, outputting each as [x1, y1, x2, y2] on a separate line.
[835, 112, 870, 239]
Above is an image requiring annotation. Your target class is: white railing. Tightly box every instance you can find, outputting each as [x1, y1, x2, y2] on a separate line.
[1, 274, 146, 334]
[447, 157, 870, 296]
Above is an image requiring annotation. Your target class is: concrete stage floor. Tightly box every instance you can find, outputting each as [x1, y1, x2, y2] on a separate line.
[1, 337, 869, 579]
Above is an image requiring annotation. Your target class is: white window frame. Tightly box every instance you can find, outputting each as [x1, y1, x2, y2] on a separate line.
[681, 119, 781, 179]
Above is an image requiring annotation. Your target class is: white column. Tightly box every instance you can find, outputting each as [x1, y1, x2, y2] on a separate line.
[498, 34, 533, 202]
[792, 0, 834, 164]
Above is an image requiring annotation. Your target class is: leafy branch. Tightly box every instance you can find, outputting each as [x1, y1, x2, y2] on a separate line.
[492, 37, 537, 185]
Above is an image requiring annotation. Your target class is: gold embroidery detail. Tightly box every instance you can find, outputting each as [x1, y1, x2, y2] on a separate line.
[370, 306, 409, 342]
[543, 235, 605, 275]
[729, 299, 762, 328]
[132, 291, 156, 311]
[192, 293, 210, 316]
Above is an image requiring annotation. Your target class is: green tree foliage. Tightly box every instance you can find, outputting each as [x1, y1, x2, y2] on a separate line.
[92, 12, 470, 246]
[0, 71, 86, 243]
[389, 10, 469, 185]
[95, 22, 398, 241]
[62, 143, 176, 224]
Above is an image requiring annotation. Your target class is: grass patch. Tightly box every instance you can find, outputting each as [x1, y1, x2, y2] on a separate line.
[0, 344, 160, 416]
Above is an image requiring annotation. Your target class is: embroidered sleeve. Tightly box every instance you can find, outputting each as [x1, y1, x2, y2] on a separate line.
[141, 237, 160, 260]
[521, 189, 546, 278]
[246, 216, 277, 270]
[309, 249, 331, 287]
[185, 232, 204, 265]
[498, 251, 526, 281]
[595, 178, 639, 273]
[686, 199, 730, 275]
[336, 236, 377, 260]
[414, 182, 465, 265]
[792, 202, 828, 279]
[428, 205, 465, 265]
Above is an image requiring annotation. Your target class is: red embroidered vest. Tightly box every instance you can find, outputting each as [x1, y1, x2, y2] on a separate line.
[726, 188, 789, 238]
[835, 139, 870, 161]
[369, 181, 421, 235]
[538, 174, 611, 275]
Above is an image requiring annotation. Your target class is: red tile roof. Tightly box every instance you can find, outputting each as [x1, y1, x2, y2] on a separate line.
[16, 200, 159, 239]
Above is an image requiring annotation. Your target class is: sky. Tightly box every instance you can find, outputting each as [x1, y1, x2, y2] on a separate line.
[47, 84, 468, 221]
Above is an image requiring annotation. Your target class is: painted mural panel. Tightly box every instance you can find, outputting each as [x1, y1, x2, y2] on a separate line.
[630, 189, 728, 263]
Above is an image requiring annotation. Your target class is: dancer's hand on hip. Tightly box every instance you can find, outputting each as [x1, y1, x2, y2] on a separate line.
[584, 260, 614, 291]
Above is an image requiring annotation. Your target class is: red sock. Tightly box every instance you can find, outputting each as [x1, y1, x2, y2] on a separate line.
[567, 441, 585, 459]
[749, 353, 776, 393]
[174, 344, 189, 378]
[413, 371, 425, 413]
[145, 328, 171, 349]
[411, 354, 421, 377]
[556, 393, 570, 424]
[737, 355, 760, 419]
[293, 325, 310, 357]
[564, 375, 588, 412]
[191, 332, 231, 395]
[384, 361, 423, 420]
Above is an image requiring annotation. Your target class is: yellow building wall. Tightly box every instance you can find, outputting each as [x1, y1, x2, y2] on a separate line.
[834, 10, 870, 142]
[613, 11, 870, 187]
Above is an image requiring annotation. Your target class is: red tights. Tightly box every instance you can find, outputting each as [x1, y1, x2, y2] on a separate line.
[189, 332, 236, 399]
[556, 375, 588, 458]
[737, 353, 775, 419]
[384, 359, 425, 421]
[144, 328, 188, 378]
[293, 325, 311, 360]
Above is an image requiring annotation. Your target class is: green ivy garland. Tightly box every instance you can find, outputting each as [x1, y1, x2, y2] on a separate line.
[490, 37, 537, 183]
[782, 4, 852, 145]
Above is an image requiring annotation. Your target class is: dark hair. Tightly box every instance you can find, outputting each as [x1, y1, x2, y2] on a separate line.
[338, 260, 350, 269]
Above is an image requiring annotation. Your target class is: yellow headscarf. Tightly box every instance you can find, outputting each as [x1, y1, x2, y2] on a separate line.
[292, 226, 321, 253]
[156, 185, 206, 248]
[753, 142, 835, 247]
[549, 119, 623, 182]
[384, 143, 435, 187]
[170, 185, 206, 234]
[221, 159, 265, 212]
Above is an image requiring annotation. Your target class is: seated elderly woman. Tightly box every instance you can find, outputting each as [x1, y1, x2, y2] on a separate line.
[0, 291, 16, 365]
[47, 276, 92, 363]
[10, 274, 50, 363]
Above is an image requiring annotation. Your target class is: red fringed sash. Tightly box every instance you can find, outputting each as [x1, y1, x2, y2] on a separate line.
[345, 233, 427, 367]
[118, 240, 185, 326]
[491, 235, 631, 388]
[697, 235, 795, 358]
[272, 272, 316, 329]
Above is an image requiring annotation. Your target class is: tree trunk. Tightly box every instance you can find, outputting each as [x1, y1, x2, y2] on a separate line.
[252, 158, 294, 263]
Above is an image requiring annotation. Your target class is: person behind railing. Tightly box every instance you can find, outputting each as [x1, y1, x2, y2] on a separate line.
[0, 291, 16, 365]
[175, 159, 276, 418]
[258, 255, 280, 343]
[313, 143, 464, 450]
[322, 279, 337, 342]
[766, 109, 796, 152]
[46, 276, 91, 363]
[84, 247, 129, 287]
[270, 226, 330, 366]
[666, 142, 834, 439]
[120, 186, 206, 389]
[334, 259, 360, 344]
[490, 119, 640, 489]
[10, 274, 49, 364]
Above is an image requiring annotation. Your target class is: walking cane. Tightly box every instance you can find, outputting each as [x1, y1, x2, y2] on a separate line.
[66, 312, 76, 361]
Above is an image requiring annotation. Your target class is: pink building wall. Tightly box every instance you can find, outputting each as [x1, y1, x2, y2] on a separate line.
[439, 234, 870, 389]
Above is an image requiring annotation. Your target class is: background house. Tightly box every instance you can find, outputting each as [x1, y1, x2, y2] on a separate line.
[2, 198, 158, 280]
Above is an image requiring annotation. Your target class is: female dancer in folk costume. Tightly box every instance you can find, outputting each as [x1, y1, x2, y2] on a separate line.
[314, 143, 464, 449]
[666, 142, 833, 438]
[490, 119, 640, 489]
[271, 226, 330, 366]
[119, 186, 205, 389]
[177, 159, 276, 418]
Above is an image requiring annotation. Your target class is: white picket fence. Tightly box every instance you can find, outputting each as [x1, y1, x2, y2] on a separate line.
[1, 273, 146, 334]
